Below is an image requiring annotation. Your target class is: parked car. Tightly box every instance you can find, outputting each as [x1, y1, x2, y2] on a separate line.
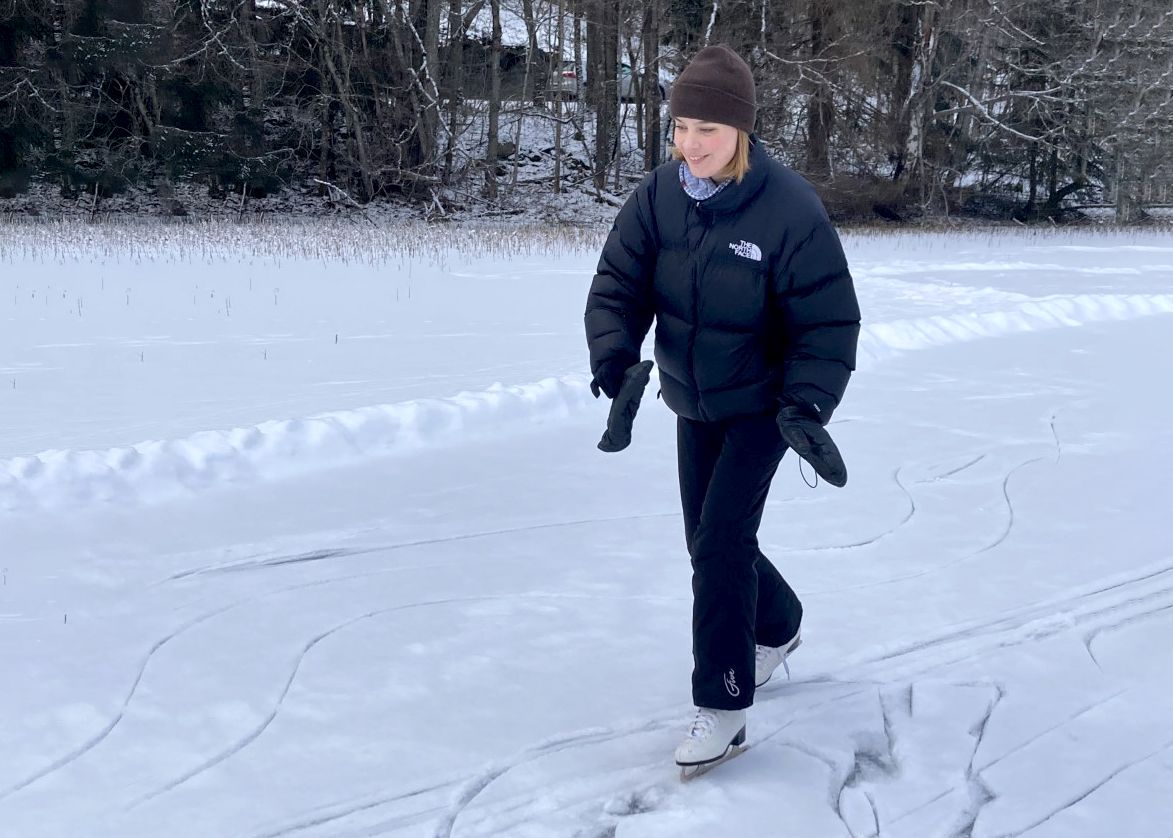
[548, 61, 668, 102]
[547, 60, 579, 99]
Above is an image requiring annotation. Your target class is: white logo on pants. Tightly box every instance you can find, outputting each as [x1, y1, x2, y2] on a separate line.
[724, 668, 740, 697]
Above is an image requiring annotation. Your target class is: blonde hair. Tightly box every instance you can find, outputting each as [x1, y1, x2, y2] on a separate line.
[671, 129, 752, 184]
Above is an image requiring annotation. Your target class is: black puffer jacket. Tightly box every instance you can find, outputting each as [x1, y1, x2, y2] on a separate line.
[585, 140, 860, 423]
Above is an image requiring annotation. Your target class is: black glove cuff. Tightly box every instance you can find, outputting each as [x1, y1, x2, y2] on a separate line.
[592, 354, 638, 400]
[780, 394, 827, 425]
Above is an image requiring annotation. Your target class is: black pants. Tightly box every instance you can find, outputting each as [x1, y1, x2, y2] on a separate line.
[678, 412, 803, 710]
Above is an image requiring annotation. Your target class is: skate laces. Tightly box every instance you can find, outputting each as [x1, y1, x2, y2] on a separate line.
[688, 708, 719, 740]
[756, 643, 792, 679]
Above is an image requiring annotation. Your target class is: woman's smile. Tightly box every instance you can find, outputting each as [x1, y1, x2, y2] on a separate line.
[673, 117, 739, 180]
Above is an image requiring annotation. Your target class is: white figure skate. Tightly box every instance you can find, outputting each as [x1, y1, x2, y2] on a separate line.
[675, 707, 747, 780]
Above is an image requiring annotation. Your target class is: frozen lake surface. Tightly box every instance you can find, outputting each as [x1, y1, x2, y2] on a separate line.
[2, 223, 1172, 837]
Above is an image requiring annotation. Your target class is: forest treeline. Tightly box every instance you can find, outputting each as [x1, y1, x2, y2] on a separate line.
[1, 0, 1171, 221]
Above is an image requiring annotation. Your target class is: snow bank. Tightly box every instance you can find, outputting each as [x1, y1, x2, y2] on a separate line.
[0, 377, 597, 510]
[2, 292, 1171, 510]
[857, 292, 1173, 366]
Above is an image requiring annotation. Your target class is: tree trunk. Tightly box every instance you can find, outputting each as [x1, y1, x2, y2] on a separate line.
[1047, 144, 1058, 206]
[52, 0, 71, 193]
[319, 9, 374, 200]
[908, 6, 938, 204]
[443, 0, 464, 181]
[1027, 140, 1038, 210]
[627, 36, 643, 152]
[318, 97, 332, 187]
[424, 0, 442, 88]
[521, 0, 538, 106]
[421, 0, 443, 167]
[888, 0, 919, 182]
[553, 0, 566, 193]
[1115, 153, 1144, 223]
[485, 0, 502, 200]
[574, 0, 584, 109]
[642, 0, 662, 172]
[804, 0, 833, 179]
[509, 0, 539, 190]
[588, 0, 618, 192]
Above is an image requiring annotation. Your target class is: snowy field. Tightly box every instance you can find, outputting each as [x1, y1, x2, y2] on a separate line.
[2, 222, 1172, 837]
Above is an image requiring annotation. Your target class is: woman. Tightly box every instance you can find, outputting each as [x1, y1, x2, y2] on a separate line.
[584, 45, 861, 770]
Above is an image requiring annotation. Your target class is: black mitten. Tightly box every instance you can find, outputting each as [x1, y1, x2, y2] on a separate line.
[598, 361, 654, 452]
[777, 401, 847, 487]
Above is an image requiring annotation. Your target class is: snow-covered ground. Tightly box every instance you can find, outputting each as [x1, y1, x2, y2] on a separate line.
[2, 224, 1172, 837]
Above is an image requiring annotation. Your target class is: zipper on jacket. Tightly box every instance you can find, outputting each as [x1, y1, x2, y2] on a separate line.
[689, 201, 713, 421]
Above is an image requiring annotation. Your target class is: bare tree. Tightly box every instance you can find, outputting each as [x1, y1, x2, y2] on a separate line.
[485, 0, 502, 199]
[552, 0, 566, 192]
[586, 0, 618, 192]
[641, 0, 662, 171]
[443, 0, 465, 181]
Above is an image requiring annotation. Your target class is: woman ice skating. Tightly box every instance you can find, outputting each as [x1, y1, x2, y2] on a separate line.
[584, 44, 861, 774]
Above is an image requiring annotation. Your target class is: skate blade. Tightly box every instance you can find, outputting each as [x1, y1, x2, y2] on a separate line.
[678, 744, 748, 782]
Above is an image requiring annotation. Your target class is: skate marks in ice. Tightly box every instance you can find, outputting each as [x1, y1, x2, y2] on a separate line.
[0, 599, 241, 805]
[164, 546, 369, 581]
[752, 681, 1004, 838]
[436, 678, 1004, 838]
[433, 679, 880, 837]
[0, 563, 428, 808]
[914, 452, 987, 484]
[780, 434, 1053, 580]
[268, 708, 786, 835]
[835, 553, 1173, 686]
[241, 775, 464, 838]
[0, 546, 434, 806]
[159, 509, 680, 582]
[433, 721, 676, 838]
[815, 451, 1051, 595]
[800, 413, 1130, 605]
[128, 586, 652, 813]
[798, 564, 1173, 836]
[969, 633, 1173, 836]
[435, 551, 1173, 837]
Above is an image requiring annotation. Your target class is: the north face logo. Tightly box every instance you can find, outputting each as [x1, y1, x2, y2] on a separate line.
[729, 240, 762, 262]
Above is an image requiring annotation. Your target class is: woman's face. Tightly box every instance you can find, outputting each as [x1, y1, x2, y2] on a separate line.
[673, 118, 738, 181]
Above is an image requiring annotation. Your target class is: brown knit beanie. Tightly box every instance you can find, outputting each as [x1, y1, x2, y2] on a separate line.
[669, 45, 756, 133]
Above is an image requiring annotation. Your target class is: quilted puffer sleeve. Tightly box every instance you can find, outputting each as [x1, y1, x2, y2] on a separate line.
[585, 177, 657, 391]
[772, 216, 860, 422]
